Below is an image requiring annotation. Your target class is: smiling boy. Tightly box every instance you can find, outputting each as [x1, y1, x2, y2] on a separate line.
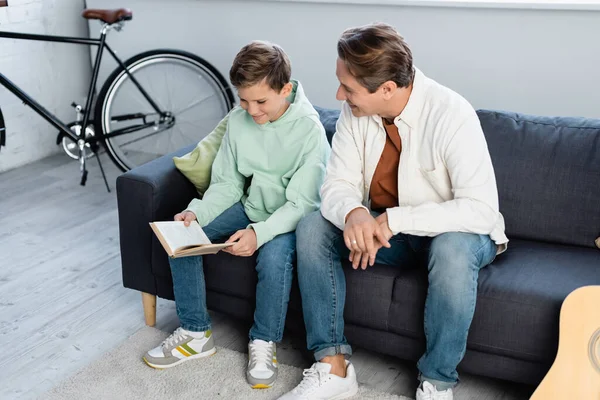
[143, 41, 330, 389]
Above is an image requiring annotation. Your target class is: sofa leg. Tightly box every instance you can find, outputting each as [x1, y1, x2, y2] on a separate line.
[141, 292, 156, 327]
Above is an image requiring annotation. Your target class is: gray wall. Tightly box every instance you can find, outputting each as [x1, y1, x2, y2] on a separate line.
[88, 0, 600, 119]
[0, 0, 91, 173]
[1, 0, 597, 172]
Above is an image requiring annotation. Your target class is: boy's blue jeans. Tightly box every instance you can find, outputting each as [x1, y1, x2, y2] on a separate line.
[169, 202, 296, 342]
[296, 211, 497, 390]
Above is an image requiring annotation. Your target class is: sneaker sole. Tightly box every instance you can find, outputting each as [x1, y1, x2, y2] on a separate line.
[251, 383, 273, 389]
[329, 383, 359, 400]
[248, 372, 276, 389]
[143, 347, 217, 369]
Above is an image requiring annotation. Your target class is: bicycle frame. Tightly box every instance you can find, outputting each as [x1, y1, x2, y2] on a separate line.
[0, 25, 165, 144]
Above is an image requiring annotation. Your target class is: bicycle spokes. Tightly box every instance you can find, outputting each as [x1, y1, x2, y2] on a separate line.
[98, 51, 232, 171]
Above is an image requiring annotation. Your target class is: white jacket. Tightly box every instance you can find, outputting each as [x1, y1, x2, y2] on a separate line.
[320, 68, 508, 252]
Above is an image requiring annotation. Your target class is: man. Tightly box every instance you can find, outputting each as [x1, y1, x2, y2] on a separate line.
[279, 23, 508, 400]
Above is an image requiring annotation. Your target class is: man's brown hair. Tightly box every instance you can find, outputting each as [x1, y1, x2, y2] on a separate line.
[337, 23, 414, 93]
[230, 41, 291, 92]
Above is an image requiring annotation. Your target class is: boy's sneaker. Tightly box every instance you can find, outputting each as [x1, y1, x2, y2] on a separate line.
[143, 327, 216, 369]
[278, 360, 358, 399]
[416, 381, 453, 400]
[247, 339, 278, 388]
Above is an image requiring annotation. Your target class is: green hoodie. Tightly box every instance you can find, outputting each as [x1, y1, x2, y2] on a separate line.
[186, 80, 330, 248]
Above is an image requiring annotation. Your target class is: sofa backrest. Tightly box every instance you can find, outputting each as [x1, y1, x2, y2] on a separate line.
[314, 106, 600, 248]
[315, 106, 339, 145]
[478, 110, 599, 248]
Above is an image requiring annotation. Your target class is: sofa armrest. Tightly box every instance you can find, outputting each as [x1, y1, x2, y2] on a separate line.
[116, 145, 197, 298]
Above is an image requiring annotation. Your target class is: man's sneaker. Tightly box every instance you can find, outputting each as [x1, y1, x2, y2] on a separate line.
[416, 381, 454, 400]
[143, 327, 216, 369]
[278, 360, 358, 400]
[247, 339, 278, 389]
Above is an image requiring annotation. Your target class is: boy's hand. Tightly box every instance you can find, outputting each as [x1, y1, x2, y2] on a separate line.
[224, 228, 257, 257]
[174, 211, 197, 226]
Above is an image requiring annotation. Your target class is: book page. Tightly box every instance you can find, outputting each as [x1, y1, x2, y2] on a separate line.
[151, 221, 211, 253]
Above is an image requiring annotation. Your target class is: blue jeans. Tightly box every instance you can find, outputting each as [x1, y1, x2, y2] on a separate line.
[169, 202, 296, 342]
[296, 211, 497, 391]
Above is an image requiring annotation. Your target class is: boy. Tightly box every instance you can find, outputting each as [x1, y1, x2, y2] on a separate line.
[143, 41, 330, 390]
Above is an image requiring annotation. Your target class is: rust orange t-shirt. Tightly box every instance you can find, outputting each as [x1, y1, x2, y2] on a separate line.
[369, 119, 401, 211]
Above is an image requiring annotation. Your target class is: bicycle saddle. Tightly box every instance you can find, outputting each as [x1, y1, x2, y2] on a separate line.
[82, 8, 133, 24]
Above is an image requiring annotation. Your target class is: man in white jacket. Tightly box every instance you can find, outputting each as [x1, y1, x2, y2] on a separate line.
[279, 23, 508, 400]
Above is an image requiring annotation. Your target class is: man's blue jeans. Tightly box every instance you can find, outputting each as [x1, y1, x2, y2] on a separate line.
[296, 211, 497, 390]
[169, 202, 296, 342]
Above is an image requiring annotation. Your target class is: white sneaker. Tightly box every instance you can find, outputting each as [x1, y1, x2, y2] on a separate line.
[278, 360, 358, 400]
[143, 327, 216, 369]
[247, 339, 278, 389]
[416, 381, 453, 400]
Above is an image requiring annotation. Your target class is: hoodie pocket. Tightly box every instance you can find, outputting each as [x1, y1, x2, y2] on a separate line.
[245, 177, 287, 216]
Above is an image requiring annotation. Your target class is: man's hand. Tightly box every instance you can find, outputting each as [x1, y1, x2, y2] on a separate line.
[349, 211, 395, 270]
[224, 228, 257, 257]
[375, 212, 394, 242]
[344, 208, 391, 269]
[174, 210, 197, 226]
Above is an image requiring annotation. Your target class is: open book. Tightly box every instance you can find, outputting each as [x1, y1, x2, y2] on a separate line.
[149, 221, 233, 258]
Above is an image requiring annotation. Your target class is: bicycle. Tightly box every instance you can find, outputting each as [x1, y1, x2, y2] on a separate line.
[0, 8, 235, 191]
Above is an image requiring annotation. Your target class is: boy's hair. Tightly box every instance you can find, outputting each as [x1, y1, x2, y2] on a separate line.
[337, 23, 414, 93]
[229, 41, 291, 92]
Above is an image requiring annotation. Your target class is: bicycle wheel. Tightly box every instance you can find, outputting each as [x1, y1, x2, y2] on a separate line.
[95, 49, 235, 171]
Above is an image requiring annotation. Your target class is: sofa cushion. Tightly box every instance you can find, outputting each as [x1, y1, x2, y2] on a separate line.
[201, 232, 600, 365]
[204, 251, 306, 321]
[478, 110, 600, 248]
[204, 252, 257, 299]
[383, 239, 600, 363]
[203, 237, 600, 365]
[172, 113, 229, 196]
[342, 265, 401, 332]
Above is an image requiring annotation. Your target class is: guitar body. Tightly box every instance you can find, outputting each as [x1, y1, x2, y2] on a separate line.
[531, 285, 600, 399]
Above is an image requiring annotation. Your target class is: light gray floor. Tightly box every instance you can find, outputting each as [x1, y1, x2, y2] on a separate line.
[0, 154, 535, 400]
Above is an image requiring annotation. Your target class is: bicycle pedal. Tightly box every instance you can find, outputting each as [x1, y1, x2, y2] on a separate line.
[80, 169, 88, 186]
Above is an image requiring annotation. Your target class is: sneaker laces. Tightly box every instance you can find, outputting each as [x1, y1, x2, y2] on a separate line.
[162, 327, 188, 350]
[249, 339, 273, 367]
[293, 365, 328, 395]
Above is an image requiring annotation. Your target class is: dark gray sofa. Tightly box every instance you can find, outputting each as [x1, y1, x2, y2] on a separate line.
[116, 107, 600, 386]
